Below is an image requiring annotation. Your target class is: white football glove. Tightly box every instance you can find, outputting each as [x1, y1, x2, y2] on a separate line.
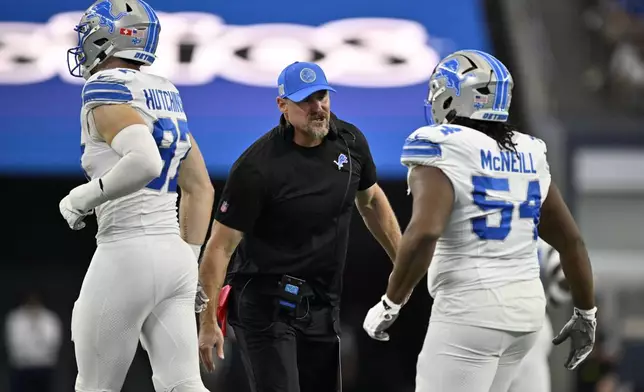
[59, 179, 105, 230]
[363, 294, 402, 342]
[553, 306, 597, 370]
[59, 194, 93, 230]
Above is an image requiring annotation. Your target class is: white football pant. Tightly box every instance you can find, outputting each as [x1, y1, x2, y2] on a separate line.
[71, 234, 209, 392]
[415, 321, 539, 392]
[508, 316, 553, 392]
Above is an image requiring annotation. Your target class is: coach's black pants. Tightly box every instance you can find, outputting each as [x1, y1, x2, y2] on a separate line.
[228, 277, 341, 392]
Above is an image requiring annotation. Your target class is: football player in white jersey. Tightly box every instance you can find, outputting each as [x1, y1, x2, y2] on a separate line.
[363, 50, 597, 392]
[58, 1, 213, 391]
[509, 240, 571, 392]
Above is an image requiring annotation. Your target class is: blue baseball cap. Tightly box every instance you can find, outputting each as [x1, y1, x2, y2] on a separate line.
[277, 61, 336, 102]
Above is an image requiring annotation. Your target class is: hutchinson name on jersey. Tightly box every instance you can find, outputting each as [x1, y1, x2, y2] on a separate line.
[80, 68, 192, 243]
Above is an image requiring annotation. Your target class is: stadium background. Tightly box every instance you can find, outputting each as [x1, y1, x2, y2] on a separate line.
[1, 0, 643, 391]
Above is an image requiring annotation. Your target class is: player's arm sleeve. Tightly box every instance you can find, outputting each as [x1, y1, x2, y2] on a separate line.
[81, 70, 135, 110]
[68, 123, 163, 212]
[214, 160, 266, 233]
[99, 123, 163, 198]
[354, 129, 377, 190]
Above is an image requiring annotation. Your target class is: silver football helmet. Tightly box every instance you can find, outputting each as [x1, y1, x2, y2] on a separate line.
[424, 50, 514, 125]
[67, 0, 161, 79]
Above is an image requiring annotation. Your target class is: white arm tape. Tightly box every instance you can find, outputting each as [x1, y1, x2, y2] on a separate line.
[101, 123, 163, 199]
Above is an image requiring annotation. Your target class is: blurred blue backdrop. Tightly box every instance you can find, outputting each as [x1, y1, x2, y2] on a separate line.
[0, 0, 492, 177]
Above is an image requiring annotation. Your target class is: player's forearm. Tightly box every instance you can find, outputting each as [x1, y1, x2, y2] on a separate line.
[198, 245, 233, 326]
[179, 187, 215, 247]
[558, 238, 595, 310]
[386, 227, 437, 304]
[357, 191, 402, 263]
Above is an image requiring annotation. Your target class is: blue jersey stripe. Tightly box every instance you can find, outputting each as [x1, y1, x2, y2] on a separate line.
[404, 138, 441, 148]
[83, 82, 130, 95]
[402, 146, 442, 158]
[83, 90, 133, 105]
[402, 151, 442, 159]
[403, 137, 442, 158]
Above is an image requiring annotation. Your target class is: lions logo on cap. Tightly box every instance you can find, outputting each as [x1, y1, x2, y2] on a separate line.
[300, 68, 316, 83]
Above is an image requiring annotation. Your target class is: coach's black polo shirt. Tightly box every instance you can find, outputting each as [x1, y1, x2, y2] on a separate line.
[215, 113, 377, 303]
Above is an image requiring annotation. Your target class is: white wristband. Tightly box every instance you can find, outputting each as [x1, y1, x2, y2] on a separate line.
[188, 243, 202, 261]
[382, 294, 402, 311]
[575, 306, 597, 319]
[69, 178, 107, 212]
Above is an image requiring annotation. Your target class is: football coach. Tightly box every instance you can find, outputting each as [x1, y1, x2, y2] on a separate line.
[198, 61, 402, 392]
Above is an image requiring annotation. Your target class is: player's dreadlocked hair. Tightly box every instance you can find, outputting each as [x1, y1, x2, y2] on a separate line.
[449, 115, 519, 155]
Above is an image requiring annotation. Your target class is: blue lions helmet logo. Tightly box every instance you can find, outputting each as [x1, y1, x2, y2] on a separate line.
[85, 0, 127, 34]
[433, 58, 464, 96]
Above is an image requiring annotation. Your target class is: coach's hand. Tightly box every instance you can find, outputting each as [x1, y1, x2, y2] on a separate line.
[59, 194, 93, 230]
[553, 306, 597, 370]
[363, 294, 402, 342]
[199, 321, 225, 372]
[195, 282, 210, 313]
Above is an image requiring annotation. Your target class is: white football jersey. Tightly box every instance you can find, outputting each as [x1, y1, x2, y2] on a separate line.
[80, 68, 191, 244]
[401, 124, 551, 331]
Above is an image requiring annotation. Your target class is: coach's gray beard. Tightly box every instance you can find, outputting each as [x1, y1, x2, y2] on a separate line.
[305, 118, 329, 140]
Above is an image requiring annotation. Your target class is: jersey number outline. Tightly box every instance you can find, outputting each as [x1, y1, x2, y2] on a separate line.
[471, 176, 541, 241]
[146, 117, 190, 192]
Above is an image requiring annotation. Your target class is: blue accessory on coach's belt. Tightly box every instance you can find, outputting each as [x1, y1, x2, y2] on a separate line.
[277, 61, 336, 102]
[277, 275, 305, 313]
